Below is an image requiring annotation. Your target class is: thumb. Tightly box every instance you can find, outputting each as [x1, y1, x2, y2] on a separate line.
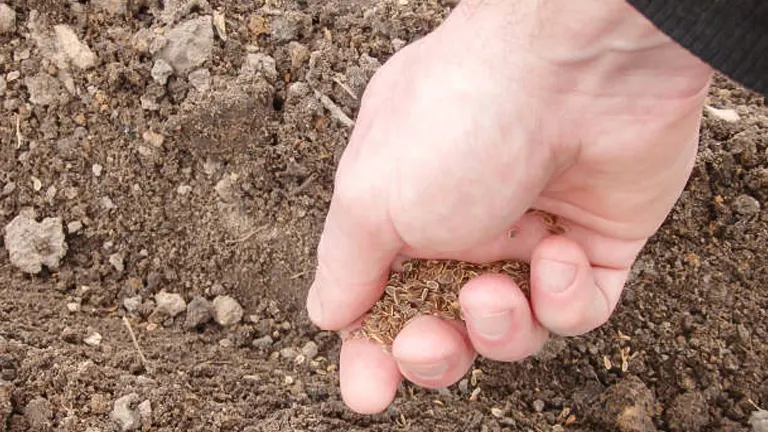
[306, 184, 403, 331]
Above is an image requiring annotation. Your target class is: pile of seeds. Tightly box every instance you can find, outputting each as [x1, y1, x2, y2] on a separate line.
[357, 259, 531, 348]
[358, 210, 566, 349]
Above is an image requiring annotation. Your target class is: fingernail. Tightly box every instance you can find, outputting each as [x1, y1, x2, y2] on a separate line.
[306, 283, 324, 324]
[538, 259, 577, 293]
[399, 361, 449, 380]
[466, 309, 513, 340]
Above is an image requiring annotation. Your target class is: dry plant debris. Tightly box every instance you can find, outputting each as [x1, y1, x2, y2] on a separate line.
[358, 210, 565, 348]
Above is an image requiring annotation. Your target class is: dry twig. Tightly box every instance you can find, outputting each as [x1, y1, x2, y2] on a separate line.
[123, 316, 151, 372]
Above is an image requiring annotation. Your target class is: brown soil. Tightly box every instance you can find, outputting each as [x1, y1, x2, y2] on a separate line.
[0, 1, 766, 431]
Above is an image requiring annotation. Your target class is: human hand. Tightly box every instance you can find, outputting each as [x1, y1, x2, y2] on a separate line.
[307, 0, 713, 414]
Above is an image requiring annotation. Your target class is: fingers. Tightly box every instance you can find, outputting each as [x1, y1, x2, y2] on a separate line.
[339, 336, 402, 414]
[459, 273, 550, 361]
[529, 235, 633, 336]
[306, 186, 403, 331]
[391, 315, 476, 389]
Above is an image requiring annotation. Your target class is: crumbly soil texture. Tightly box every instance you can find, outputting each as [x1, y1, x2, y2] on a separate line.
[0, 1, 767, 431]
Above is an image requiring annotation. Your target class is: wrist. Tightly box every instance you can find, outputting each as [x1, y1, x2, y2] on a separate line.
[441, 0, 713, 98]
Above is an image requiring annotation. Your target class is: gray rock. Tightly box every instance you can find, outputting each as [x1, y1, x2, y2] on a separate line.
[252, 335, 273, 348]
[25, 73, 67, 106]
[732, 194, 761, 216]
[138, 400, 152, 427]
[300, 341, 318, 359]
[66, 220, 82, 234]
[111, 393, 140, 431]
[212, 295, 243, 326]
[153, 291, 186, 318]
[280, 347, 298, 359]
[751, 410, 768, 432]
[157, 16, 214, 74]
[0, 75, 6, 97]
[54, 25, 98, 70]
[151, 59, 174, 85]
[241, 53, 277, 83]
[25, 397, 53, 430]
[288, 41, 309, 68]
[109, 253, 125, 272]
[184, 296, 212, 329]
[123, 295, 142, 313]
[4, 213, 67, 274]
[270, 11, 308, 43]
[0, 3, 15, 34]
[92, 0, 127, 15]
[188, 68, 211, 92]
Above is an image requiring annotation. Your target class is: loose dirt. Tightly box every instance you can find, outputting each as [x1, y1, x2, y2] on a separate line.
[0, 1, 766, 431]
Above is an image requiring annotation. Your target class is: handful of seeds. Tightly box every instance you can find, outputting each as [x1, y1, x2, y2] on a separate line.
[357, 210, 566, 349]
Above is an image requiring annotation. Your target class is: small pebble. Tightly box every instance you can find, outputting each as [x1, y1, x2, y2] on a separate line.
[280, 347, 298, 359]
[751, 409, 768, 432]
[92, 163, 103, 177]
[151, 59, 174, 85]
[176, 184, 192, 195]
[188, 68, 211, 92]
[212, 295, 243, 326]
[219, 338, 233, 348]
[142, 130, 165, 147]
[300, 341, 318, 359]
[123, 295, 142, 313]
[109, 253, 125, 272]
[137, 400, 151, 427]
[84, 332, 102, 346]
[111, 393, 140, 431]
[252, 335, 273, 348]
[533, 399, 545, 412]
[152, 291, 186, 319]
[184, 296, 212, 329]
[705, 105, 740, 123]
[732, 194, 761, 216]
[66, 302, 80, 312]
[0, 3, 16, 34]
[25, 397, 53, 429]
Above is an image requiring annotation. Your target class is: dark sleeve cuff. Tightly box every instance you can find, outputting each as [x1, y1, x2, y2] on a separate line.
[626, 1, 768, 96]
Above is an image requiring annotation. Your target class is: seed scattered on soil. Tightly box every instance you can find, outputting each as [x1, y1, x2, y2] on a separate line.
[4, 212, 67, 274]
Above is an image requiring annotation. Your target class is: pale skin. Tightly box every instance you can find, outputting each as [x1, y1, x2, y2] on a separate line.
[306, 0, 715, 414]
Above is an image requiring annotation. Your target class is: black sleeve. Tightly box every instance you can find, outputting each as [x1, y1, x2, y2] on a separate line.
[626, 1, 768, 96]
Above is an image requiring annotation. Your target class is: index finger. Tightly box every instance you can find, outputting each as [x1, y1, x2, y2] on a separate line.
[306, 185, 402, 331]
